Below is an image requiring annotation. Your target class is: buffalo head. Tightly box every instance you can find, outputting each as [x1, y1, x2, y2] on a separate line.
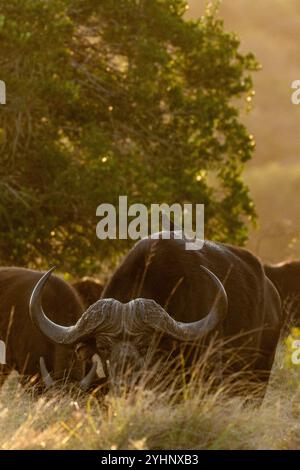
[29, 267, 228, 391]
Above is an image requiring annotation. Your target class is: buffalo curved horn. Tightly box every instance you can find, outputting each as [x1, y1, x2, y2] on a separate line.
[78, 355, 106, 391]
[30, 268, 124, 347]
[40, 355, 98, 392]
[79, 361, 98, 391]
[30, 267, 78, 345]
[39, 356, 55, 389]
[141, 265, 228, 341]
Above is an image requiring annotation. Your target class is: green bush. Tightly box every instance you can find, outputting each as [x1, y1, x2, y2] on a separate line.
[0, 0, 258, 274]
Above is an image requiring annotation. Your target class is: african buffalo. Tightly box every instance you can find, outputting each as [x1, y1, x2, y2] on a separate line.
[265, 261, 300, 335]
[0, 267, 84, 385]
[30, 234, 282, 398]
[72, 278, 103, 308]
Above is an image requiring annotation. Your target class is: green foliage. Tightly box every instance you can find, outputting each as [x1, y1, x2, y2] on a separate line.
[0, 0, 258, 274]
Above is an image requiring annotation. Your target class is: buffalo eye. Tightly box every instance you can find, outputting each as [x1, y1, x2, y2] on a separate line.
[75, 342, 94, 361]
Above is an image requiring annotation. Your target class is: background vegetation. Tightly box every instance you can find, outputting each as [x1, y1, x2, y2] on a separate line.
[0, 0, 258, 275]
[189, 0, 300, 264]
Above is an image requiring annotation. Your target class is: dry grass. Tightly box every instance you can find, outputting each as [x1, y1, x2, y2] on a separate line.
[1, 344, 300, 450]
